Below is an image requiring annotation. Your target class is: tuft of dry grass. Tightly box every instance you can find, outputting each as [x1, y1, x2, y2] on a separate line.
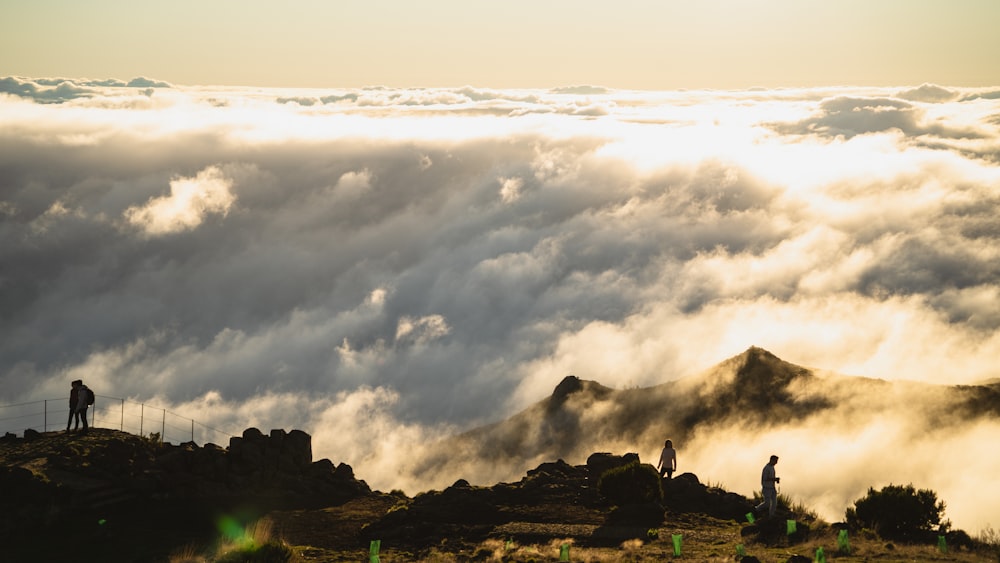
[976, 525, 1000, 562]
[168, 544, 206, 563]
[188, 518, 301, 563]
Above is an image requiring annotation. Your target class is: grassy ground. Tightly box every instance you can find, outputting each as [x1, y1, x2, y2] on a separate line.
[266, 506, 996, 562]
[286, 533, 994, 563]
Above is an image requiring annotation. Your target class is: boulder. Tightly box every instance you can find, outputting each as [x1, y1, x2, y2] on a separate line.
[663, 472, 753, 520]
[242, 427, 266, 443]
[284, 429, 312, 469]
[586, 452, 640, 483]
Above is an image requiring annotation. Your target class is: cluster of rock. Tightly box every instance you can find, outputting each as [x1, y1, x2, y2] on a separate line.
[155, 427, 367, 504]
[0, 427, 370, 537]
[362, 451, 760, 550]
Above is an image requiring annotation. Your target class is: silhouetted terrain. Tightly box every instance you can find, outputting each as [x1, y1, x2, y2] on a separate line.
[3, 347, 997, 561]
[0, 427, 370, 561]
[407, 347, 1000, 489]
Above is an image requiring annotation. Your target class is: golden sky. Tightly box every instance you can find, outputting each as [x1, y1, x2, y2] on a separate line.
[3, 0, 998, 89]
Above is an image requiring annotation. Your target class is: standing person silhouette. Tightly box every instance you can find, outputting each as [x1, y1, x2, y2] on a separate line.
[69, 379, 91, 433]
[657, 439, 677, 479]
[755, 455, 780, 517]
[66, 380, 80, 432]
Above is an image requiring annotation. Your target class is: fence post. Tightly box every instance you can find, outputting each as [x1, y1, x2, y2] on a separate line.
[140, 403, 144, 436]
[120, 398, 124, 431]
[191, 419, 194, 442]
[44, 400, 48, 432]
[161, 409, 165, 443]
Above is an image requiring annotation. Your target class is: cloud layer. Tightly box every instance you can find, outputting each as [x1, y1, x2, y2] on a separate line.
[2, 78, 1000, 530]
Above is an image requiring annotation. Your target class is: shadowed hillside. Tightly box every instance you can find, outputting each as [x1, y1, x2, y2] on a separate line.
[4, 348, 999, 561]
[0, 427, 370, 561]
[405, 346, 1000, 492]
[3, 423, 991, 562]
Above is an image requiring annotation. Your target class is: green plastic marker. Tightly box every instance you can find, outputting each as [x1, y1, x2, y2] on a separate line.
[938, 535, 947, 553]
[786, 520, 797, 535]
[745, 512, 755, 524]
[815, 546, 826, 563]
[736, 544, 745, 557]
[837, 529, 850, 554]
[560, 542, 570, 561]
[672, 534, 682, 556]
[369, 539, 381, 563]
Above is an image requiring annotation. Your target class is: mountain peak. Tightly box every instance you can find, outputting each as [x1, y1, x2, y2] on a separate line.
[548, 375, 613, 409]
[737, 345, 777, 364]
[552, 375, 583, 401]
[707, 346, 813, 391]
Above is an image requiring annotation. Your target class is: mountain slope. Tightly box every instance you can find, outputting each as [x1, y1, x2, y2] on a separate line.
[405, 346, 1000, 491]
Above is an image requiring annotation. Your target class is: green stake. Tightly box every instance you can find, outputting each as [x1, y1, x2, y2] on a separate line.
[369, 539, 381, 563]
[837, 529, 850, 554]
[736, 544, 746, 557]
[938, 535, 947, 553]
[815, 546, 826, 563]
[560, 542, 570, 561]
[786, 519, 797, 535]
[745, 512, 755, 524]
[672, 534, 682, 556]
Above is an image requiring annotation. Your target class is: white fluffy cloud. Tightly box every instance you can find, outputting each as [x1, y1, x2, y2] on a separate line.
[124, 166, 235, 236]
[2, 77, 1000, 530]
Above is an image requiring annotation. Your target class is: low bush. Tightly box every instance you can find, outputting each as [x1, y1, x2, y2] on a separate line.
[213, 518, 299, 563]
[597, 461, 662, 506]
[845, 483, 949, 542]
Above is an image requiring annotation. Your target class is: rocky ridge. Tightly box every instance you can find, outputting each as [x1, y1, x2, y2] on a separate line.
[1, 425, 800, 561]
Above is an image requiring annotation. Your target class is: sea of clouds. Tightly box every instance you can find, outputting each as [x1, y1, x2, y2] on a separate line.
[2, 76, 999, 529]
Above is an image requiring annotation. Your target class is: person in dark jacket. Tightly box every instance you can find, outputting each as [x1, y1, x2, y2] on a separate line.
[755, 455, 780, 517]
[68, 379, 90, 433]
[66, 380, 80, 432]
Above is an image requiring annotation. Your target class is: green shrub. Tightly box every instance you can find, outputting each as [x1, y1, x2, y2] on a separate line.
[845, 484, 949, 542]
[213, 518, 298, 563]
[596, 461, 662, 506]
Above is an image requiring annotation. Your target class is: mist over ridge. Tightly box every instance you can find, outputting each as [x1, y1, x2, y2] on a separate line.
[408, 346, 1000, 532]
[3, 77, 1000, 531]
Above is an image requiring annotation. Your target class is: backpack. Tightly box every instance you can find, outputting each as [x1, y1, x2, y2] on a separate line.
[86, 387, 95, 405]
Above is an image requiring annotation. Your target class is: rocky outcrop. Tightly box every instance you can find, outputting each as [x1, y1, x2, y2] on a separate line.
[150, 427, 368, 504]
[363, 452, 760, 550]
[0, 427, 370, 538]
[585, 451, 639, 483]
[664, 472, 754, 520]
[363, 458, 603, 547]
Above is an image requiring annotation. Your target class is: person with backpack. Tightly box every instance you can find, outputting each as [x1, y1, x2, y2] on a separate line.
[68, 379, 93, 433]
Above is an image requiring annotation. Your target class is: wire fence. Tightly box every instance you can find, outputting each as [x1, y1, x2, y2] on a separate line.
[0, 395, 238, 446]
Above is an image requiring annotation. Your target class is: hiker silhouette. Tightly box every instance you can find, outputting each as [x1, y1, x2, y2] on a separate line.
[67, 379, 91, 433]
[657, 439, 677, 479]
[755, 454, 780, 517]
